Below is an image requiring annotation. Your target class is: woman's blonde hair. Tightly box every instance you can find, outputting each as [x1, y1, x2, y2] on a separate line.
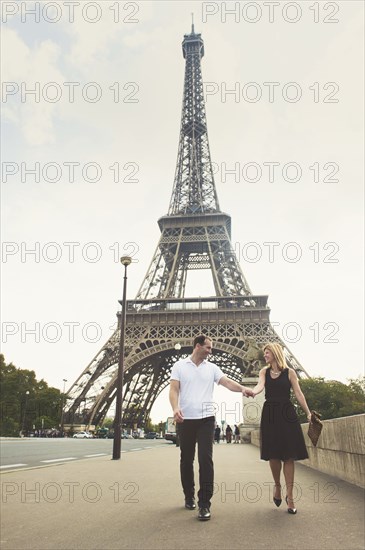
[263, 342, 287, 370]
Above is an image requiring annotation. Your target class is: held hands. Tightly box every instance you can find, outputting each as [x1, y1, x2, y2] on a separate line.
[242, 387, 255, 398]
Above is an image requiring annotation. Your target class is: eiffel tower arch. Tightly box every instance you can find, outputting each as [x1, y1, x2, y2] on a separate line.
[63, 26, 309, 430]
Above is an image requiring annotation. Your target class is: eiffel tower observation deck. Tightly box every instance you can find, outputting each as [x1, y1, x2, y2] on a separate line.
[63, 26, 309, 430]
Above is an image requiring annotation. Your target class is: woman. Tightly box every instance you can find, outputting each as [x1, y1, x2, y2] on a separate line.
[252, 342, 311, 514]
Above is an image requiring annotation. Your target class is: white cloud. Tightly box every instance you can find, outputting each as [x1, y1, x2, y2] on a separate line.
[2, 29, 64, 145]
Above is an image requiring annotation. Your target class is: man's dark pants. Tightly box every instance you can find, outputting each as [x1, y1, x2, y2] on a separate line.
[178, 416, 215, 508]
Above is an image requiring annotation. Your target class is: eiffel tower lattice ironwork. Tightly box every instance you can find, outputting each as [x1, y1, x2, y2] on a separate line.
[63, 26, 309, 430]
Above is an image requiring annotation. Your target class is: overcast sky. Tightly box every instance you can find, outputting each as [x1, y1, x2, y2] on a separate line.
[2, 1, 364, 424]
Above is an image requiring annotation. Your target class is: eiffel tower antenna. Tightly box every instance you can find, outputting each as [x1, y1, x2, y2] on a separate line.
[135, 24, 250, 300]
[191, 13, 195, 34]
[63, 28, 309, 432]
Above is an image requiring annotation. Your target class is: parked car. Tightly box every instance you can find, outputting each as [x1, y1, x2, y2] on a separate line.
[107, 432, 132, 439]
[73, 431, 93, 439]
[164, 432, 177, 444]
[95, 428, 109, 439]
[145, 432, 159, 439]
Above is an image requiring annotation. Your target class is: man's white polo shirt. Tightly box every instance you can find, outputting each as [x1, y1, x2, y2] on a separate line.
[170, 356, 225, 419]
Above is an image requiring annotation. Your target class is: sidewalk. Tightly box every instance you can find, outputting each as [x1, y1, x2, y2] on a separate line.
[0, 443, 364, 550]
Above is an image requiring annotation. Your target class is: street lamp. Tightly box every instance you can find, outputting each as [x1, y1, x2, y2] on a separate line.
[60, 378, 67, 436]
[112, 255, 132, 460]
[20, 390, 30, 437]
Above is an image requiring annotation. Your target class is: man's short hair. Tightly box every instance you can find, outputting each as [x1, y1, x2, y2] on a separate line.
[193, 335, 212, 348]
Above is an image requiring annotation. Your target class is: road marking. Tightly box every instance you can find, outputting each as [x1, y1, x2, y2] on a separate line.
[130, 448, 142, 451]
[41, 457, 76, 463]
[84, 453, 107, 458]
[0, 463, 27, 469]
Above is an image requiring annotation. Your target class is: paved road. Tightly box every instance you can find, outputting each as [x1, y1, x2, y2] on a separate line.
[1, 443, 364, 550]
[0, 438, 170, 471]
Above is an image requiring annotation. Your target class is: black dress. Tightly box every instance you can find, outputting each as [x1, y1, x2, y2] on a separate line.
[260, 368, 308, 461]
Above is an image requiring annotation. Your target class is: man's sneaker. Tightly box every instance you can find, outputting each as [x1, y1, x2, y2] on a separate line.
[185, 498, 196, 510]
[198, 507, 211, 520]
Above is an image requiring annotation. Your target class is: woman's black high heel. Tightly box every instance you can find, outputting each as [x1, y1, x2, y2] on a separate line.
[273, 485, 282, 507]
[286, 496, 297, 514]
[273, 496, 282, 507]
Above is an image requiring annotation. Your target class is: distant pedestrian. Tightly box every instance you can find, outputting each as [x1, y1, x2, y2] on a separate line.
[234, 425, 240, 443]
[214, 425, 221, 444]
[225, 425, 232, 443]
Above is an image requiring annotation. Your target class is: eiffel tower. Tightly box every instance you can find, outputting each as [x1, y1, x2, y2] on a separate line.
[63, 25, 309, 430]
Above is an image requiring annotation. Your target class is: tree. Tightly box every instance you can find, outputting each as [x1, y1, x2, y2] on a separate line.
[144, 418, 159, 433]
[157, 420, 166, 434]
[293, 376, 365, 422]
[101, 417, 114, 429]
[0, 355, 62, 436]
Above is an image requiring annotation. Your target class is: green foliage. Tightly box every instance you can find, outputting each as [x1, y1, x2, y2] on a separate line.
[157, 420, 166, 433]
[293, 376, 365, 423]
[101, 417, 114, 429]
[0, 354, 62, 436]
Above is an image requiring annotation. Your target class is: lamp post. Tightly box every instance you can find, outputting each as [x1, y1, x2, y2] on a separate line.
[60, 378, 67, 436]
[20, 390, 30, 437]
[112, 255, 132, 460]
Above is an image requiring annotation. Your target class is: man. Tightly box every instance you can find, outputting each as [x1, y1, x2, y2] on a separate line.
[169, 334, 254, 521]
